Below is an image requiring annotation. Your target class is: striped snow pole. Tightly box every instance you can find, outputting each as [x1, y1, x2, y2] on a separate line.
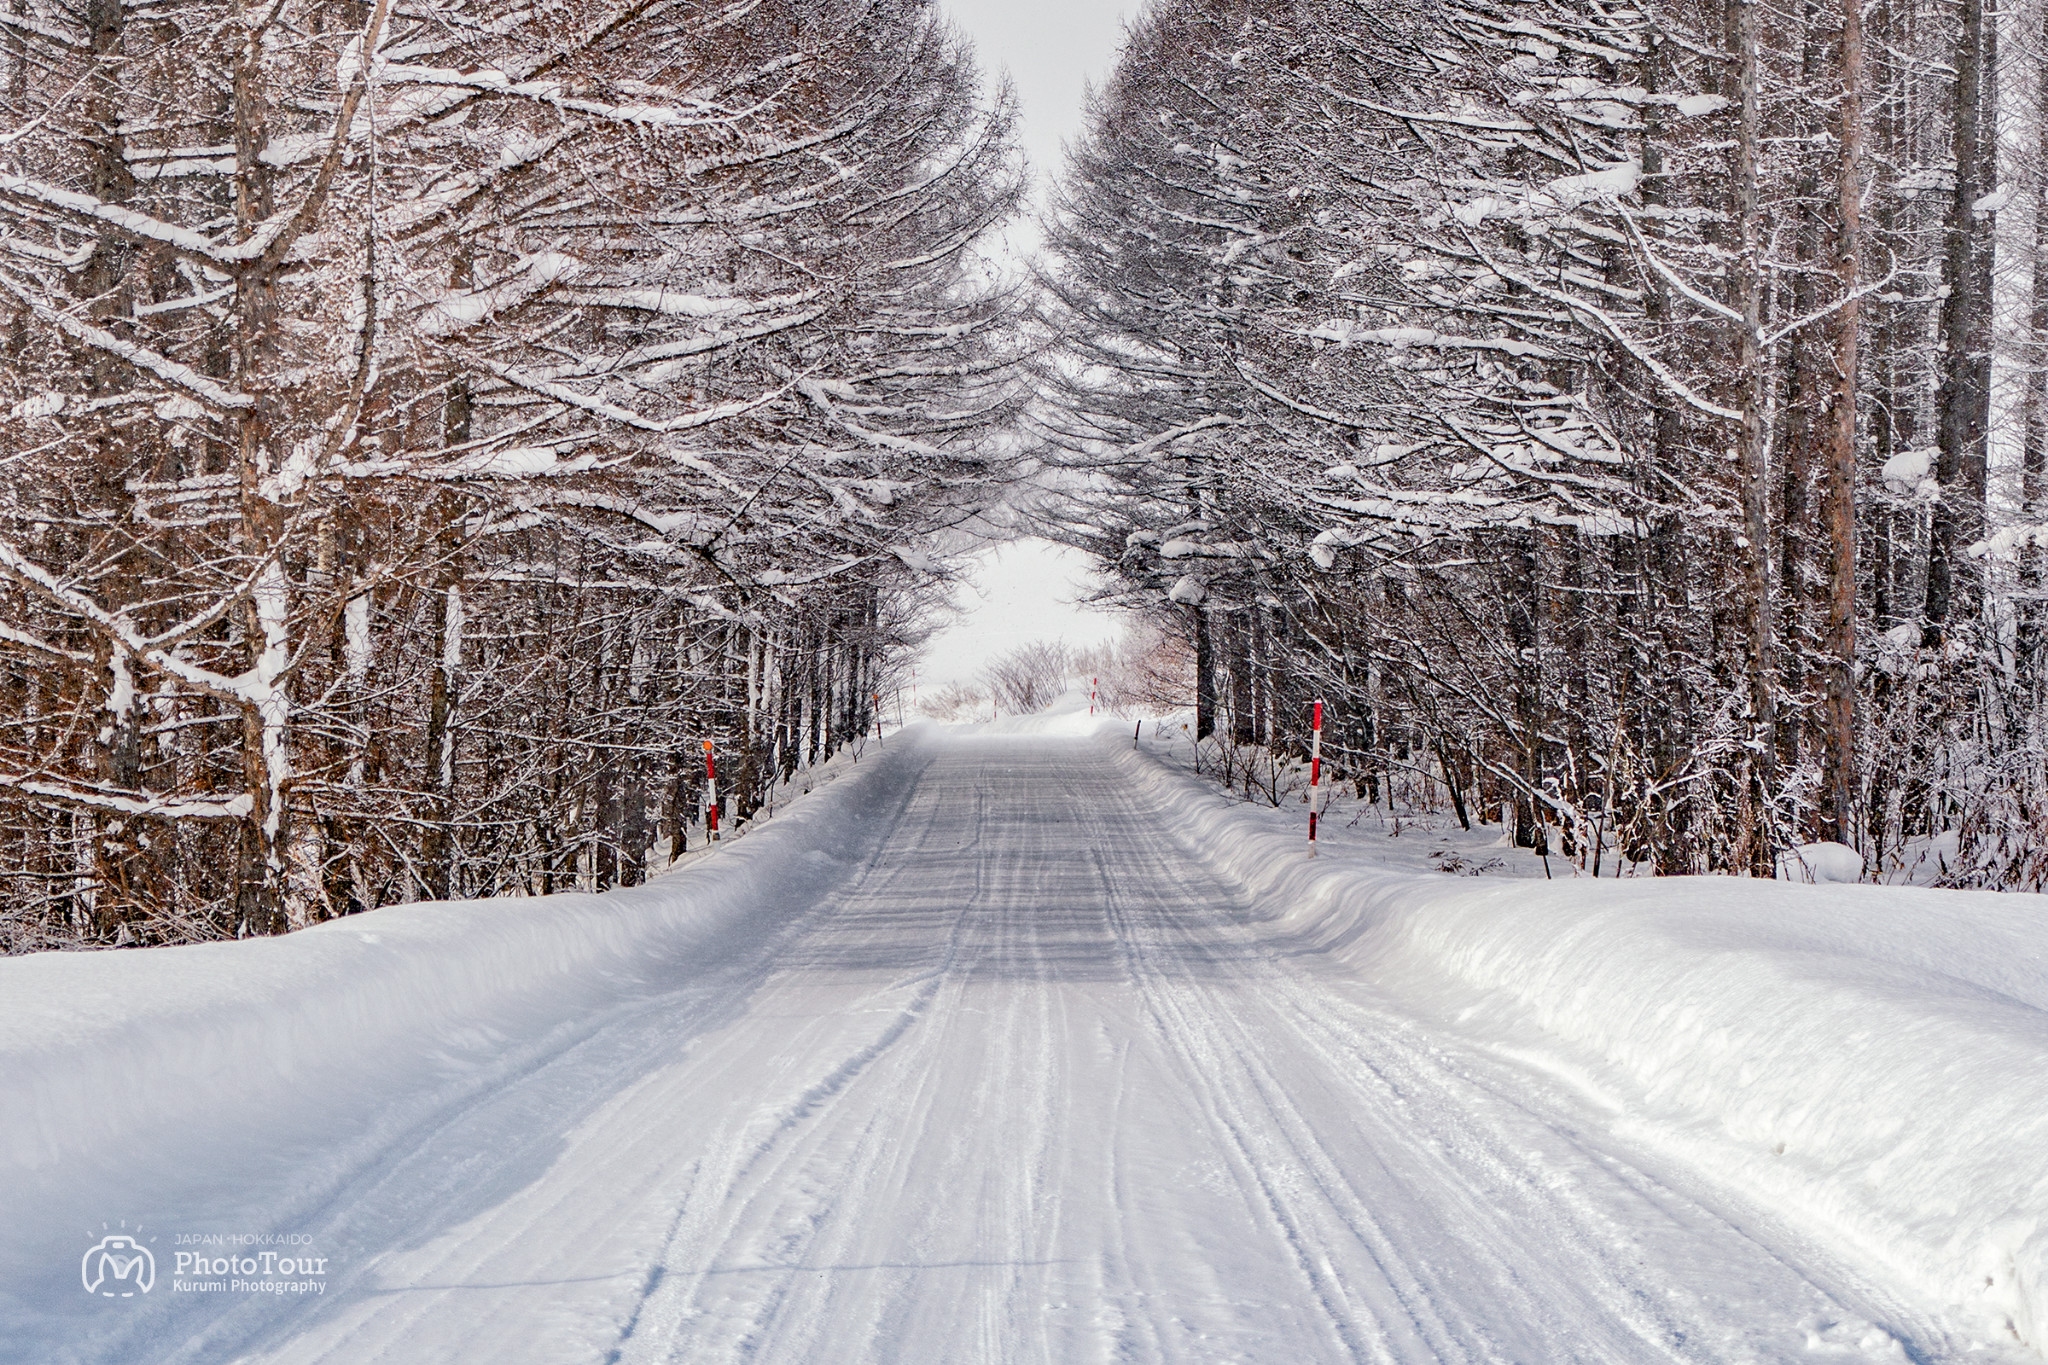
[703, 739, 719, 842]
[1090, 677, 1098, 715]
[874, 691, 883, 741]
[1307, 699, 1325, 855]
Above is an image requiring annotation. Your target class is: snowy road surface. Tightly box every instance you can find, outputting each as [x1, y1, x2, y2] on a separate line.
[6, 730, 2024, 1363]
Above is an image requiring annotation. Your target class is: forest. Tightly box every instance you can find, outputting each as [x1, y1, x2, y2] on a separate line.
[0, 0, 1021, 947]
[1039, 0, 2048, 887]
[3, 0, 2042, 951]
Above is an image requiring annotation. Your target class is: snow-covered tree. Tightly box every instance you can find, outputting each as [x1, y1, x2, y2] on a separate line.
[0, 0, 1022, 948]
[1041, 0, 2042, 883]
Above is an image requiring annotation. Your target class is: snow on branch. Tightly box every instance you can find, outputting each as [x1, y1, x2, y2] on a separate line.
[0, 272, 254, 411]
[0, 771, 254, 822]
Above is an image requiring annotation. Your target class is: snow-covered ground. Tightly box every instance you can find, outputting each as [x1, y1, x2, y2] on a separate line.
[1118, 712, 2048, 1356]
[3, 715, 2043, 1362]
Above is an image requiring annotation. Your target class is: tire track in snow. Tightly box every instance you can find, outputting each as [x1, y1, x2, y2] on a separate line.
[1289, 984, 1966, 1358]
[1088, 840, 1451, 1363]
[171, 733, 2026, 1365]
[1094, 744, 1986, 1363]
[611, 767, 1000, 1363]
[1110, 746, 1987, 1362]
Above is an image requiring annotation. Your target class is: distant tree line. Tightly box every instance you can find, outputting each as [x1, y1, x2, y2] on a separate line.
[916, 625, 1193, 720]
[0, 0, 1022, 949]
[1038, 0, 2047, 884]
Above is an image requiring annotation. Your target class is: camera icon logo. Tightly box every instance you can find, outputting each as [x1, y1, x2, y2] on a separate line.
[82, 1234, 154, 1297]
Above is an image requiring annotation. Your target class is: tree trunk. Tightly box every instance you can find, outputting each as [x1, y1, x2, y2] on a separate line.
[1820, 0, 1864, 849]
[1732, 0, 1779, 874]
[420, 578, 461, 900]
[1925, 0, 1995, 641]
[1505, 528, 1544, 851]
[1228, 610, 1255, 744]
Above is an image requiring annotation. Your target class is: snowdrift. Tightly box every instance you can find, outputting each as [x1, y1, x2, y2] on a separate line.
[0, 733, 927, 1232]
[9, 707, 2045, 1354]
[1105, 728, 2048, 1352]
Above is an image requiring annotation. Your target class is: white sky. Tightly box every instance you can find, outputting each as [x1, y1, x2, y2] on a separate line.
[915, 538, 1126, 693]
[909, 2, 1142, 694]
[942, 0, 1139, 194]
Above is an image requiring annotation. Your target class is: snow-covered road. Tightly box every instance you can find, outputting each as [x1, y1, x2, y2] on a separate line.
[6, 731, 2027, 1363]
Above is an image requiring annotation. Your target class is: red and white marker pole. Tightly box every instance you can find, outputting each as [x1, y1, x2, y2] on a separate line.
[1090, 677, 1098, 716]
[703, 739, 719, 842]
[873, 691, 883, 742]
[1307, 699, 1325, 855]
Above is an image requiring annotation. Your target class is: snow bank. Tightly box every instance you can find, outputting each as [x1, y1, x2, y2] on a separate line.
[1105, 727, 2048, 1352]
[1776, 839, 1867, 883]
[0, 731, 928, 1207]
